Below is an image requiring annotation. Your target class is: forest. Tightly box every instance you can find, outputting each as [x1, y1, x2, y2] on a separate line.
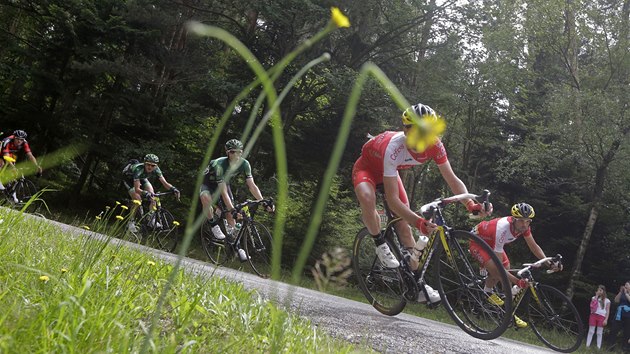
[1, 0, 629, 311]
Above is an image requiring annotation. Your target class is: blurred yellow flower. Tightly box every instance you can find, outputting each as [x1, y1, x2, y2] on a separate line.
[95, 215, 102, 220]
[61, 268, 68, 273]
[115, 201, 121, 205]
[116, 215, 124, 221]
[39, 275, 49, 282]
[331, 7, 350, 28]
[121, 205, 129, 210]
[147, 261, 156, 266]
[173, 221, 180, 227]
[105, 206, 111, 210]
[81, 225, 90, 230]
[405, 115, 446, 153]
[132, 200, 141, 205]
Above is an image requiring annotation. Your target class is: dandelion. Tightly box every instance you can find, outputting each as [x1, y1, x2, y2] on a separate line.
[331, 7, 350, 28]
[39, 275, 50, 282]
[61, 268, 68, 273]
[81, 225, 90, 230]
[132, 200, 141, 205]
[95, 215, 102, 220]
[116, 215, 124, 221]
[147, 261, 156, 266]
[115, 201, 121, 206]
[172, 221, 180, 227]
[121, 205, 129, 210]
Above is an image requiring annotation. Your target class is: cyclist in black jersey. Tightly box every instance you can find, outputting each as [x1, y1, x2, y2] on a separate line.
[199, 139, 273, 241]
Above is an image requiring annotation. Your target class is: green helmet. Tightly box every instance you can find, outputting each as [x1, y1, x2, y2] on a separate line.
[225, 139, 244, 151]
[143, 153, 159, 163]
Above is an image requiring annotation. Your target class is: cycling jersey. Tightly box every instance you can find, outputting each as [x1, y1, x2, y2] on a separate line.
[472, 216, 532, 253]
[352, 131, 448, 188]
[128, 163, 163, 181]
[203, 157, 252, 184]
[1, 135, 32, 160]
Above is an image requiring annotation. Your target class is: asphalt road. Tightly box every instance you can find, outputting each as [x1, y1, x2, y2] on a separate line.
[28, 212, 554, 353]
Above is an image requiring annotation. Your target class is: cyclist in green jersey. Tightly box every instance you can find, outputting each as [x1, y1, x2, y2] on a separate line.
[123, 154, 180, 232]
[199, 139, 273, 242]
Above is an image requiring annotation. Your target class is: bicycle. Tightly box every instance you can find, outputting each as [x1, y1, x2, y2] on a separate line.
[127, 190, 180, 253]
[352, 187, 514, 340]
[507, 255, 584, 352]
[200, 198, 274, 278]
[0, 157, 40, 212]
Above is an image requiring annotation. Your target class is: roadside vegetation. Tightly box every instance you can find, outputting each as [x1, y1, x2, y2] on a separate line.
[0, 208, 359, 353]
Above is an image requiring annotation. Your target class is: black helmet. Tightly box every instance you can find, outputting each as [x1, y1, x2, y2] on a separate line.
[225, 139, 244, 151]
[511, 203, 535, 219]
[13, 130, 27, 139]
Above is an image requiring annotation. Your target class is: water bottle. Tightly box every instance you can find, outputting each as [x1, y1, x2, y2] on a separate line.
[412, 230, 429, 261]
[511, 285, 521, 296]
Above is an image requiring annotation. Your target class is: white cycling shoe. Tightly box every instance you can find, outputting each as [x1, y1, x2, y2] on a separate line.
[417, 284, 441, 304]
[211, 225, 226, 240]
[375, 243, 400, 268]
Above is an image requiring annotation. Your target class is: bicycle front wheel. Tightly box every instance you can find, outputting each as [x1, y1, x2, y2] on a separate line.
[151, 209, 179, 253]
[244, 220, 273, 278]
[525, 284, 584, 352]
[200, 219, 229, 265]
[14, 179, 40, 211]
[434, 229, 512, 340]
[352, 227, 406, 316]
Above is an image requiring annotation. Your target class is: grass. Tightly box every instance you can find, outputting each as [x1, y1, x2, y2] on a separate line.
[0, 208, 361, 353]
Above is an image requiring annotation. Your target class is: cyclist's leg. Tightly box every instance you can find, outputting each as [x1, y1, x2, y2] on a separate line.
[200, 183, 225, 240]
[352, 160, 399, 268]
[223, 184, 237, 228]
[143, 180, 156, 209]
[392, 176, 416, 266]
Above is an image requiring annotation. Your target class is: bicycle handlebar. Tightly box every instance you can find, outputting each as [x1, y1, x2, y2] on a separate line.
[515, 254, 563, 277]
[141, 190, 176, 200]
[419, 190, 491, 219]
[232, 198, 275, 215]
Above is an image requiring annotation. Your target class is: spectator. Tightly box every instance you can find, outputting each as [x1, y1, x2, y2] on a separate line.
[606, 281, 630, 351]
[586, 285, 610, 349]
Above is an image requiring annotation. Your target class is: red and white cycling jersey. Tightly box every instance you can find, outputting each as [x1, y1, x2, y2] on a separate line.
[473, 216, 532, 253]
[358, 131, 448, 177]
[1, 135, 32, 160]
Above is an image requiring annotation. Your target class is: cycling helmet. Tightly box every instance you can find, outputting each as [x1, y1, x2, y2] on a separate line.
[402, 103, 436, 125]
[225, 139, 244, 151]
[511, 203, 535, 219]
[13, 130, 27, 139]
[143, 153, 159, 164]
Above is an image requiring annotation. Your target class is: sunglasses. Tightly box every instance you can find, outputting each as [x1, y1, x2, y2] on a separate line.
[145, 163, 158, 168]
[15, 138, 25, 142]
[228, 150, 243, 155]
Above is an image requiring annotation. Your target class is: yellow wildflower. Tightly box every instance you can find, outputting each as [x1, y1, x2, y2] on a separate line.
[132, 200, 141, 205]
[81, 225, 90, 230]
[405, 115, 446, 153]
[116, 215, 124, 221]
[147, 261, 156, 266]
[61, 268, 68, 273]
[172, 221, 180, 227]
[39, 275, 50, 282]
[121, 205, 129, 210]
[115, 201, 121, 205]
[105, 206, 111, 210]
[95, 215, 102, 220]
[331, 7, 350, 28]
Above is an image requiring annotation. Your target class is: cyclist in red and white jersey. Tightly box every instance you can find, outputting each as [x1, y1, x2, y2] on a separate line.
[352, 103, 491, 303]
[0, 130, 43, 195]
[469, 202, 562, 327]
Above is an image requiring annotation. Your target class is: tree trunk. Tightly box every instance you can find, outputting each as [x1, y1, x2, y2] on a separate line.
[73, 151, 96, 195]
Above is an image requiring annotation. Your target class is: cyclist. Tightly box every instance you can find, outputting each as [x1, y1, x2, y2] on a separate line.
[469, 202, 562, 328]
[352, 103, 491, 303]
[0, 130, 43, 202]
[199, 139, 273, 249]
[123, 153, 180, 232]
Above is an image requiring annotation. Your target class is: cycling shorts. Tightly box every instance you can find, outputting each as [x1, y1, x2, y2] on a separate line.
[124, 178, 151, 194]
[352, 156, 409, 205]
[469, 241, 510, 269]
[200, 182, 233, 206]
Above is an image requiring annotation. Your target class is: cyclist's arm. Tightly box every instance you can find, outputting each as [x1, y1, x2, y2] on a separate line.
[245, 177, 264, 200]
[158, 176, 174, 190]
[383, 175, 425, 226]
[133, 179, 143, 195]
[25, 152, 42, 173]
[437, 162, 471, 203]
[523, 234, 546, 260]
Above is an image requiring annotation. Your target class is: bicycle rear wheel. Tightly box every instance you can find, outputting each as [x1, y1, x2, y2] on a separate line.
[14, 179, 40, 211]
[200, 218, 229, 265]
[352, 227, 406, 316]
[149, 209, 179, 253]
[525, 284, 584, 352]
[434, 229, 512, 340]
[244, 220, 273, 278]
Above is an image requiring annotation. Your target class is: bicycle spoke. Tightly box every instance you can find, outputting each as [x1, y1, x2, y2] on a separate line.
[244, 221, 272, 277]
